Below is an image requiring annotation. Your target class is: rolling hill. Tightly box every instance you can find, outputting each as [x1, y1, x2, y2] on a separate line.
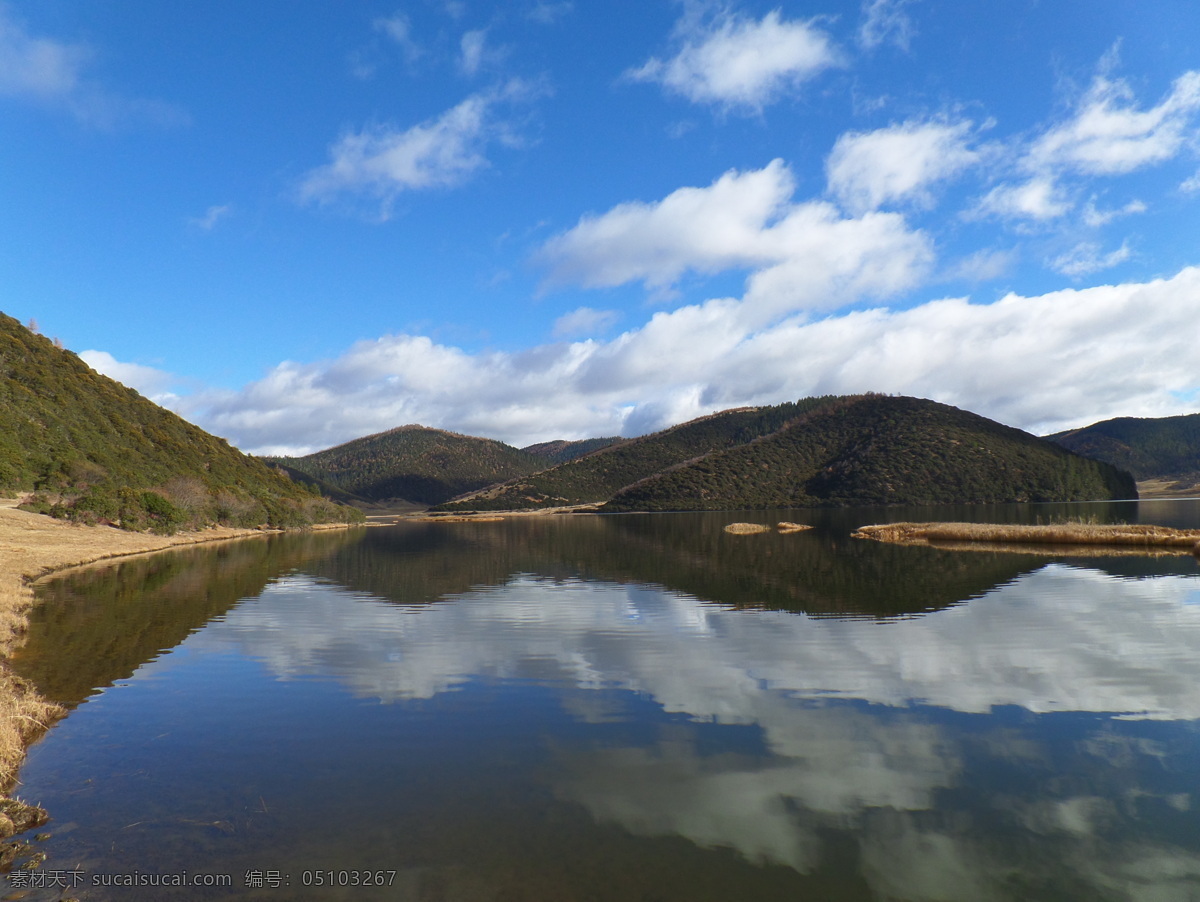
[266, 425, 546, 506]
[437, 395, 1136, 512]
[435, 398, 838, 511]
[522, 436, 623, 465]
[0, 313, 359, 532]
[1047, 413, 1200, 483]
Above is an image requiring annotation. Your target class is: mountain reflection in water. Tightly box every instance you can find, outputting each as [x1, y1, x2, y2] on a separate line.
[10, 506, 1200, 900]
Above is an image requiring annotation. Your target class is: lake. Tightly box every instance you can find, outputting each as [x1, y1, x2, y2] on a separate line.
[7, 501, 1200, 900]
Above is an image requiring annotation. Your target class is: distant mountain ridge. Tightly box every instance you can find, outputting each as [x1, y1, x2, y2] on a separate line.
[436, 395, 1136, 512]
[1047, 413, 1200, 481]
[522, 437, 623, 465]
[0, 312, 357, 531]
[266, 424, 545, 505]
[436, 399, 834, 511]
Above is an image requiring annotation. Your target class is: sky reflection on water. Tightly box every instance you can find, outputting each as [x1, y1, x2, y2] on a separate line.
[10, 517, 1200, 900]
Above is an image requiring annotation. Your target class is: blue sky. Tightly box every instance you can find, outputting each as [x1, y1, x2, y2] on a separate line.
[3, 0, 1200, 454]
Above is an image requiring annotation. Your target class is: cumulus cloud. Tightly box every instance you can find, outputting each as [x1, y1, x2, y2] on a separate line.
[299, 79, 541, 215]
[552, 306, 620, 338]
[536, 159, 934, 322]
[79, 350, 178, 404]
[181, 265, 1200, 455]
[627, 9, 842, 110]
[0, 4, 185, 127]
[975, 177, 1071, 221]
[826, 118, 979, 214]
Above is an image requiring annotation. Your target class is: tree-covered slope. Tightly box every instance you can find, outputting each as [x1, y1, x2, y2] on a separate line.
[435, 398, 841, 511]
[522, 436, 623, 465]
[1047, 413, 1200, 480]
[605, 395, 1137, 511]
[269, 425, 545, 505]
[0, 313, 358, 531]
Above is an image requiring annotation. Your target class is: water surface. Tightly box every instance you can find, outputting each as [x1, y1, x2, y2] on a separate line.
[8, 503, 1200, 900]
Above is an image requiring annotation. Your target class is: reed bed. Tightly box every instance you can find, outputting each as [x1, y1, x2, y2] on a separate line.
[724, 522, 772, 534]
[853, 521, 1200, 555]
[723, 521, 814, 535]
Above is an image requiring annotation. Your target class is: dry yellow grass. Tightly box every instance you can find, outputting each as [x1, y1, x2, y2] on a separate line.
[853, 521, 1200, 555]
[406, 515, 507, 523]
[0, 497, 300, 832]
[724, 522, 771, 534]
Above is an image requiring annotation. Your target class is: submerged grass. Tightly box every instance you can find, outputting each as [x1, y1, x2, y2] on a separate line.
[853, 521, 1200, 556]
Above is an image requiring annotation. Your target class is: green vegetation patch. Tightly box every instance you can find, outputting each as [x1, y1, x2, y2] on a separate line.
[0, 313, 362, 532]
[267, 425, 546, 505]
[604, 395, 1136, 511]
[1048, 413, 1200, 481]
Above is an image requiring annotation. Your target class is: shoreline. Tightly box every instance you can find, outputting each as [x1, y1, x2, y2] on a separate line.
[0, 498, 355, 843]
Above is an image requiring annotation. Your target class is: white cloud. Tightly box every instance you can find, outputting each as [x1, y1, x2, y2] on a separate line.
[826, 118, 979, 214]
[942, 248, 1017, 283]
[200, 568, 1200, 900]
[552, 306, 620, 338]
[527, 2, 573, 25]
[536, 159, 934, 322]
[459, 30, 487, 76]
[858, 0, 918, 52]
[0, 5, 185, 127]
[188, 204, 232, 231]
[183, 266, 1200, 455]
[627, 9, 841, 111]
[979, 67, 1200, 224]
[79, 350, 178, 404]
[1028, 71, 1200, 176]
[1048, 240, 1132, 278]
[0, 5, 87, 100]
[975, 177, 1071, 221]
[373, 12, 423, 64]
[299, 79, 540, 215]
[1081, 197, 1146, 227]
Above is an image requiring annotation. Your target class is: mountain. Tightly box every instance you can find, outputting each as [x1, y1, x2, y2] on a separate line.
[605, 395, 1136, 510]
[437, 395, 1136, 512]
[1047, 413, 1200, 482]
[0, 313, 359, 532]
[522, 436, 623, 465]
[267, 425, 545, 506]
[435, 398, 837, 511]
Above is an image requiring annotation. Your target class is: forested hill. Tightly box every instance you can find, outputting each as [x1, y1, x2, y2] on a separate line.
[0, 313, 358, 532]
[437, 395, 1136, 512]
[604, 395, 1136, 511]
[1047, 413, 1200, 480]
[434, 397, 841, 511]
[522, 436, 622, 465]
[266, 425, 545, 505]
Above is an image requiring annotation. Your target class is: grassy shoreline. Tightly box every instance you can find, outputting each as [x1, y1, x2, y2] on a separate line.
[0, 498, 356, 845]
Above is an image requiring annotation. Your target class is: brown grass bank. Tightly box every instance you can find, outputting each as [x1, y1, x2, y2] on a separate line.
[853, 521, 1200, 556]
[0, 498, 330, 842]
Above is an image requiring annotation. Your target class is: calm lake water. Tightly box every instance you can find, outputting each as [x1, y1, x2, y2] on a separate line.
[8, 501, 1200, 900]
